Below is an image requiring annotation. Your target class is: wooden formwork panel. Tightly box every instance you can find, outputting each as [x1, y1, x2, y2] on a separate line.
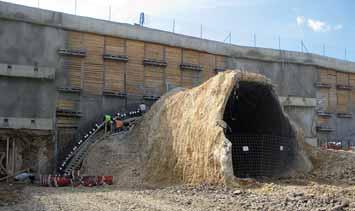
[105, 36, 125, 55]
[336, 72, 349, 85]
[56, 116, 79, 128]
[327, 70, 337, 85]
[64, 57, 82, 88]
[349, 73, 355, 86]
[67, 31, 83, 49]
[56, 99, 76, 110]
[181, 70, 201, 89]
[145, 43, 164, 60]
[200, 53, 215, 81]
[318, 88, 329, 111]
[104, 61, 125, 92]
[319, 69, 329, 83]
[144, 66, 164, 96]
[165, 47, 181, 89]
[83, 33, 104, 65]
[83, 63, 104, 95]
[328, 88, 337, 112]
[215, 55, 226, 69]
[126, 40, 144, 95]
[182, 49, 199, 64]
[336, 90, 349, 113]
[317, 116, 329, 125]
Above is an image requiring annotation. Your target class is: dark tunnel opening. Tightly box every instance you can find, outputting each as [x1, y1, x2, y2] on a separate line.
[223, 81, 296, 178]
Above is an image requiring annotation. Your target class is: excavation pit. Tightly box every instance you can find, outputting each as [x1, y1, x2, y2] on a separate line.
[224, 81, 296, 178]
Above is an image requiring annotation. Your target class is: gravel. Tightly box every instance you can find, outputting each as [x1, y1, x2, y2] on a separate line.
[1, 179, 354, 211]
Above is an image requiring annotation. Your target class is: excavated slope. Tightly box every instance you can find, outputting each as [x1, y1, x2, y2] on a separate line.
[82, 70, 309, 187]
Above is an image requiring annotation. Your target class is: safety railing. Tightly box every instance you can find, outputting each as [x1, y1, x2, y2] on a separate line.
[58, 109, 144, 175]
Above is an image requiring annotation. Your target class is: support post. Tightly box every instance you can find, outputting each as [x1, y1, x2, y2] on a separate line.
[12, 139, 15, 176]
[75, 0, 77, 15]
[6, 137, 9, 182]
[200, 24, 203, 39]
[172, 19, 175, 33]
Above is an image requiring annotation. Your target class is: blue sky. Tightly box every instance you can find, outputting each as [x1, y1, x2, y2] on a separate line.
[2, 0, 354, 61]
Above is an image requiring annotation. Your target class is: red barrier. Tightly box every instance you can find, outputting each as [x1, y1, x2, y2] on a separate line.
[39, 175, 113, 187]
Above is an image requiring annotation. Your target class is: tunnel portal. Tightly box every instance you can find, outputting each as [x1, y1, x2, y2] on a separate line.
[224, 81, 296, 178]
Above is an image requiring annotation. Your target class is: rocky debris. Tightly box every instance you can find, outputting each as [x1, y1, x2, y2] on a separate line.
[1, 178, 355, 211]
[0, 184, 25, 207]
[304, 144, 355, 185]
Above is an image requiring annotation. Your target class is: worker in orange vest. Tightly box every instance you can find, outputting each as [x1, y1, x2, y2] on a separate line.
[115, 118, 124, 133]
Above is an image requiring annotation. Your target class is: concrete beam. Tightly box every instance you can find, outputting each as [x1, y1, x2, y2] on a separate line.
[0, 1, 354, 73]
[0, 63, 55, 80]
[0, 117, 53, 131]
[279, 96, 317, 107]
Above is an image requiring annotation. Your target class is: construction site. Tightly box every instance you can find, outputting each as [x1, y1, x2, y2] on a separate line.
[0, 1, 355, 210]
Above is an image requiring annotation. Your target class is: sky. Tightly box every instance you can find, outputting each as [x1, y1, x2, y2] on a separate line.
[2, 0, 354, 61]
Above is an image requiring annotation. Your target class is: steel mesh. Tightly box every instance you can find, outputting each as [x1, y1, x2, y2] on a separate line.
[229, 134, 295, 178]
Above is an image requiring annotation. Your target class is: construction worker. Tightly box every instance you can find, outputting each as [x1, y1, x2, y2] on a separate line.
[103, 114, 112, 134]
[115, 118, 124, 133]
[139, 102, 147, 114]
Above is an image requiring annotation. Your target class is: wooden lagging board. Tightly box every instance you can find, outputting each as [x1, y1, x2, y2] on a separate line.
[327, 70, 337, 85]
[336, 90, 349, 113]
[104, 61, 125, 93]
[335, 71, 350, 113]
[83, 63, 104, 95]
[318, 88, 330, 112]
[67, 31, 83, 49]
[319, 69, 329, 83]
[56, 116, 79, 128]
[350, 73, 355, 105]
[165, 47, 181, 90]
[83, 33, 104, 95]
[56, 99, 76, 111]
[126, 40, 144, 95]
[104, 37, 126, 93]
[181, 49, 201, 88]
[318, 116, 329, 125]
[144, 66, 164, 96]
[144, 43, 165, 96]
[105, 36, 125, 55]
[199, 53, 215, 82]
[327, 70, 337, 112]
[64, 31, 84, 88]
[145, 43, 164, 60]
[215, 55, 226, 71]
[336, 72, 349, 85]
[64, 57, 82, 89]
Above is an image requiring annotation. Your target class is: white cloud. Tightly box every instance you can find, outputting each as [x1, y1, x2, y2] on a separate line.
[296, 16, 305, 26]
[296, 16, 343, 32]
[307, 19, 331, 32]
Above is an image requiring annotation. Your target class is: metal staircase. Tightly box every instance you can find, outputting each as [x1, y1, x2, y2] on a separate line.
[57, 110, 142, 175]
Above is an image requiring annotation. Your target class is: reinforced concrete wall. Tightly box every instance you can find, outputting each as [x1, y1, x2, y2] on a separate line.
[0, 1, 354, 172]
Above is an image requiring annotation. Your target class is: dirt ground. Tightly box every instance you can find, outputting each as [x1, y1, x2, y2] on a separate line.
[1, 177, 354, 211]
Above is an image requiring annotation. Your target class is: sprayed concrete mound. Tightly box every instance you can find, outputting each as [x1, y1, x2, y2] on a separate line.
[82, 70, 311, 187]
